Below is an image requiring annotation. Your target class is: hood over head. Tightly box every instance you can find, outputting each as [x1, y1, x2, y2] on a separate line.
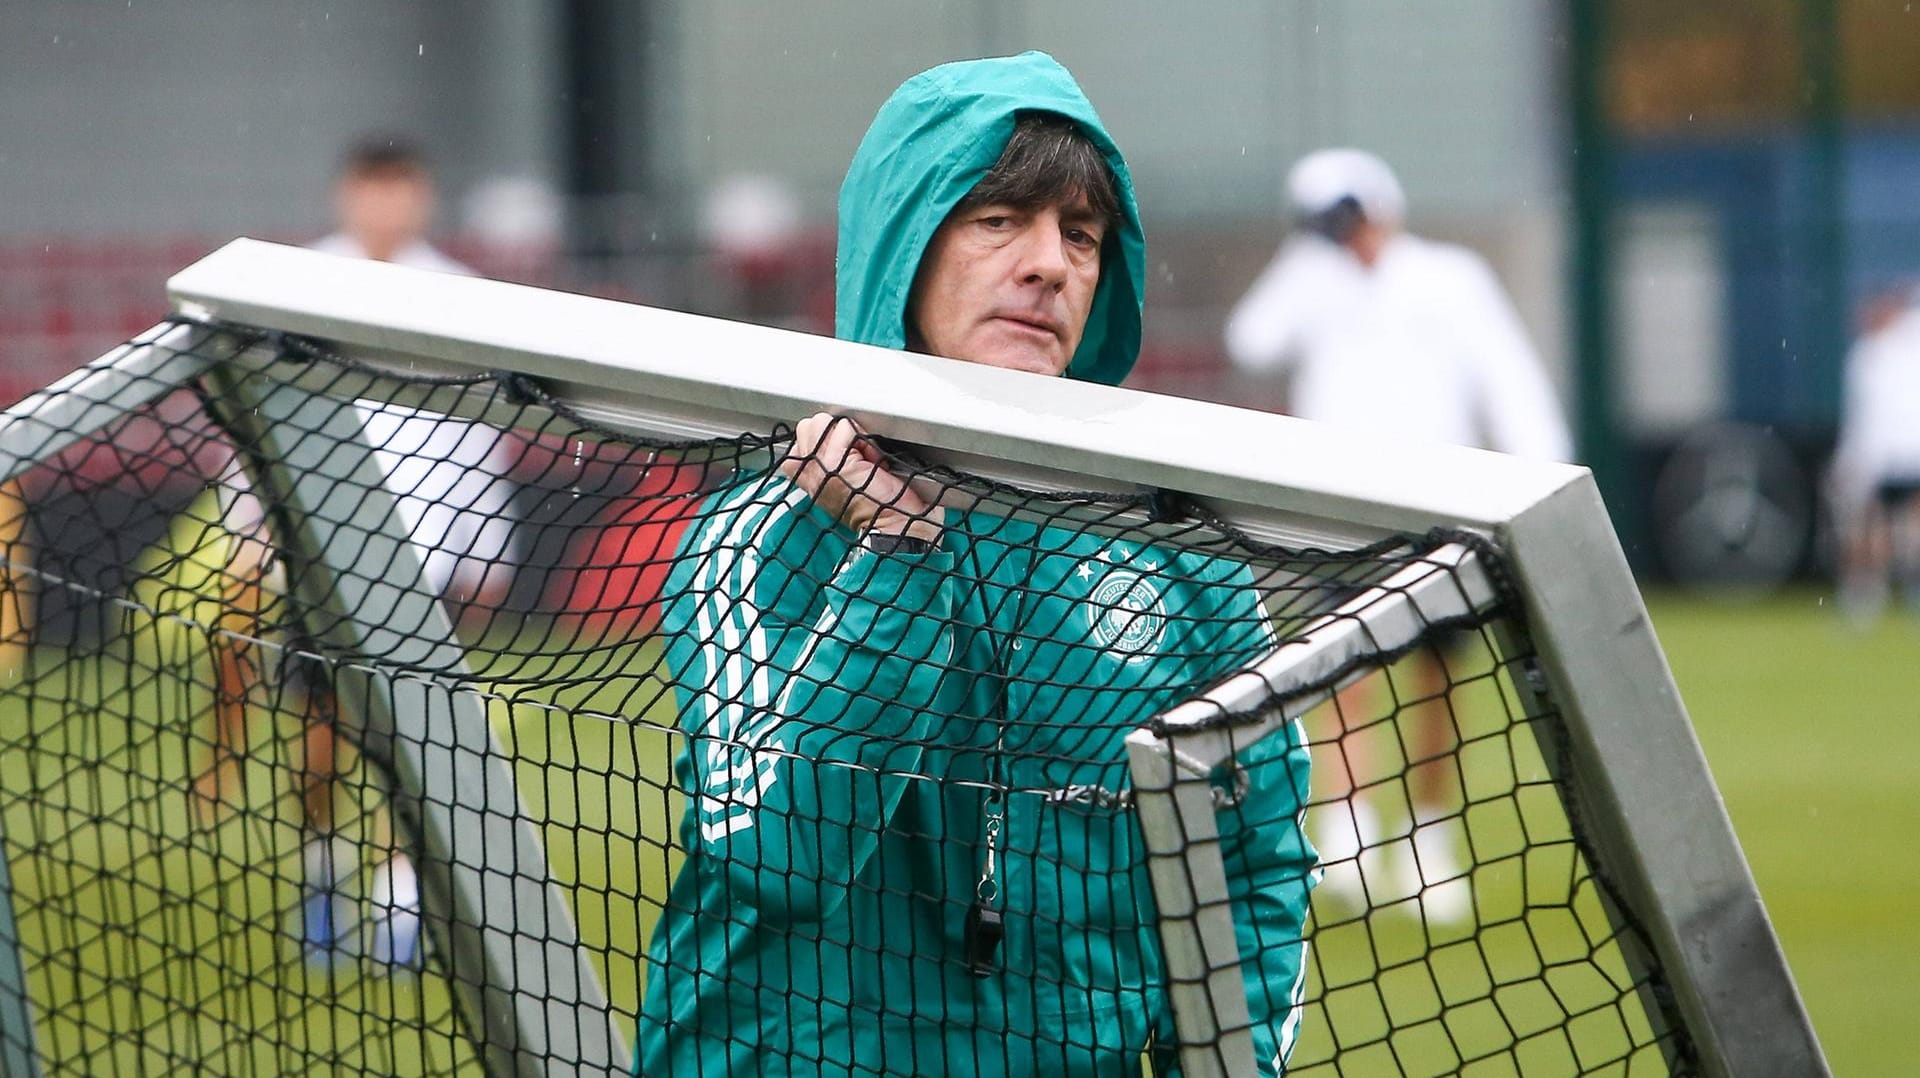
[835, 51, 1146, 386]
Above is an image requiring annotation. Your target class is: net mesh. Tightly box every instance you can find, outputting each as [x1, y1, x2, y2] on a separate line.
[0, 322, 1693, 1075]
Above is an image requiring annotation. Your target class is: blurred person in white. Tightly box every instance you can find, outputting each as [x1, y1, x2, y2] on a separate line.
[311, 135, 521, 611]
[1828, 284, 1920, 626]
[187, 136, 521, 968]
[1224, 148, 1572, 922]
[311, 135, 471, 273]
[311, 135, 525, 965]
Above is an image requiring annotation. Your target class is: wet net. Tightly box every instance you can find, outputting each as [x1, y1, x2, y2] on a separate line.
[0, 321, 1692, 1075]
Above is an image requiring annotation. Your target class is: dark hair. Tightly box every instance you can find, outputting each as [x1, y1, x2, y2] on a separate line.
[340, 134, 430, 179]
[1300, 195, 1366, 244]
[953, 114, 1121, 230]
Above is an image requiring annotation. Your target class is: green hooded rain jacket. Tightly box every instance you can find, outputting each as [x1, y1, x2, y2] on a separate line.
[636, 51, 1315, 1077]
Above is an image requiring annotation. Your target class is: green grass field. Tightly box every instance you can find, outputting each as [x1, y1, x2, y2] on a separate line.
[1643, 587, 1920, 1077]
[0, 588, 1898, 1074]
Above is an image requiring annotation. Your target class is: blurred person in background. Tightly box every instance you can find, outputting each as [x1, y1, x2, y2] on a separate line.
[311, 135, 471, 273]
[0, 479, 27, 678]
[1224, 148, 1572, 922]
[177, 134, 523, 969]
[312, 134, 521, 610]
[1828, 283, 1920, 626]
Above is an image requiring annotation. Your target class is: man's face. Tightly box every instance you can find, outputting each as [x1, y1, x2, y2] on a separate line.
[335, 168, 435, 261]
[907, 195, 1106, 376]
[1346, 218, 1397, 269]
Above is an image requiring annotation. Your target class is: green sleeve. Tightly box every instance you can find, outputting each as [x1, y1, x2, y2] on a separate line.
[700, 543, 971, 926]
[1217, 719, 1317, 1075]
[1149, 564, 1317, 1076]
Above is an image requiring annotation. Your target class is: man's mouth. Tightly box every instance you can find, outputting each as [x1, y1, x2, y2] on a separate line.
[992, 313, 1063, 338]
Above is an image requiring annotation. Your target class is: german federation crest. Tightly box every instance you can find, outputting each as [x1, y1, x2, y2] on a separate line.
[1087, 566, 1167, 663]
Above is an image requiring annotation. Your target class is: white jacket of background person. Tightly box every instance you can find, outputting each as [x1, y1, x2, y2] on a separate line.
[1829, 303, 1920, 516]
[1224, 232, 1573, 463]
[302, 234, 521, 600]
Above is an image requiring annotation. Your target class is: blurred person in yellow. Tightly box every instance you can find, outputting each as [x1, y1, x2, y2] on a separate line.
[1225, 148, 1572, 924]
[0, 478, 28, 677]
[1829, 283, 1920, 626]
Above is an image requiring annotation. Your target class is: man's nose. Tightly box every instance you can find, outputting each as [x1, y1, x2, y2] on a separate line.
[1013, 216, 1069, 289]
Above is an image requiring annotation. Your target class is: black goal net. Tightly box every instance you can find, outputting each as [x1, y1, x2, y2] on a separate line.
[0, 322, 1691, 1075]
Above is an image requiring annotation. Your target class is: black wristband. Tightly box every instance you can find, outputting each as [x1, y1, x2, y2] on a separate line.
[863, 531, 938, 556]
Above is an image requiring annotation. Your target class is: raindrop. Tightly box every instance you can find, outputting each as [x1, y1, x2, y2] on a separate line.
[418, 44, 425, 57]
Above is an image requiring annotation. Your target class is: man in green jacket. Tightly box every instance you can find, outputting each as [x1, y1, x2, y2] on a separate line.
[637, 52, 1316, 1076]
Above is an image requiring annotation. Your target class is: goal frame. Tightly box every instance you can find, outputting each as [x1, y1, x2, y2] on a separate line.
[0, 239, 1825, 1077]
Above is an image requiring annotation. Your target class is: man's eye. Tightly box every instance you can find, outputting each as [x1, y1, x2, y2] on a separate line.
[979, 215, 1013, 230]
[1066, 228, 1101, 249]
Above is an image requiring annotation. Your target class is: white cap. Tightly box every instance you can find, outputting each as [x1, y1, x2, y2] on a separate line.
[1286, 148, 1406, 226]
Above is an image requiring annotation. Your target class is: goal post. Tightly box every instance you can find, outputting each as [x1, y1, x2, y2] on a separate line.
[197, 356, 626, 1077]
[0, 237, 1823, 1075]
[1129, 541, 1506, 1076]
